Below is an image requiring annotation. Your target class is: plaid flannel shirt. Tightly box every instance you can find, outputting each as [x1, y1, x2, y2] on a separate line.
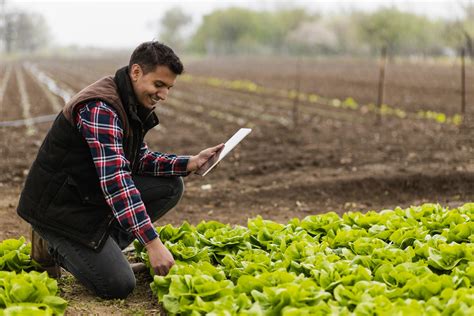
[76, 101, 190, 245]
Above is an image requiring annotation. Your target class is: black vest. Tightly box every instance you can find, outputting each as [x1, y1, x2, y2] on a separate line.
[17, 67, 159, 251]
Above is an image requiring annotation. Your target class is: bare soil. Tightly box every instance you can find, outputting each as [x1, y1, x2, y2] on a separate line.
[1, 56, 473, 314]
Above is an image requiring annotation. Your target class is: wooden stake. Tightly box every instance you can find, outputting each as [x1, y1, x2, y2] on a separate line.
[461, 47, 466, 116]
[376, 46, 388, 123]
[292, 56, 301, 129]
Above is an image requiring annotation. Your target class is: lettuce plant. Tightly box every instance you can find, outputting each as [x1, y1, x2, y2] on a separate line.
[135, 203, 474, 315]
[0, 237, 40, 272]
[0, 271, 67, 315]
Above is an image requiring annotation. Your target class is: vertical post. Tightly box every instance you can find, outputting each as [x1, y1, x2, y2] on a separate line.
[292, 56, 301, 129]
[376, 46, 387, 123]
[461, 47, 466, 116]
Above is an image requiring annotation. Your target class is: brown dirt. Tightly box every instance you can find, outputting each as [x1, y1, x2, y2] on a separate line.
[186, 56, 474, 116]
[1, 56, 473, 314]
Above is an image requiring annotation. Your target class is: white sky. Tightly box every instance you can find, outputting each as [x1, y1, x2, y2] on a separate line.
[5, 0, 471, 49]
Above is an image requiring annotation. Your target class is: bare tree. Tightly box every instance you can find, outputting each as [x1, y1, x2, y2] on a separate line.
[0, 0, 5, 51]
[0, 1, 50, 54]
[3, 10, 16, 53]
[460, 0, 474, 58]
[159, 7, 191, 51]
[15, 12, 49, 52]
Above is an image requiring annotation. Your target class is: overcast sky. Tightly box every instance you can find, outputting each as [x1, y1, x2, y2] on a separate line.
[6, 0, 471, 49]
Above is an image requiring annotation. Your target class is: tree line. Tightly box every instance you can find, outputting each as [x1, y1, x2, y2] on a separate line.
[0, 0, 50, 54]
[160, 5, 474, 58]
[1, 2, 472, 57]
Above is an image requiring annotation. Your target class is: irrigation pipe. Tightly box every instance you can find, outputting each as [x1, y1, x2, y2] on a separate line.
[0, 114, 58, 127]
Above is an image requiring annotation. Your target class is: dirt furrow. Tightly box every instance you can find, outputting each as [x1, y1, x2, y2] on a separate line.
[16, 65, 36, 135]
[176, 82, 374, 125]
[24, 63, 66, 113]
[187, 57, 474, 115]
[0, 63, 13, 113]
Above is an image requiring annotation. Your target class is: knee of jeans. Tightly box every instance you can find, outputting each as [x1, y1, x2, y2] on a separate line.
[101, 272, 136, 299]
[172, 177, 185, 200]
[161, 177, 184, 213]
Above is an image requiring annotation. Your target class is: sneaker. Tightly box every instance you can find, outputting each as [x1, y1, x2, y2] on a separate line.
[31, 228, 61, 278]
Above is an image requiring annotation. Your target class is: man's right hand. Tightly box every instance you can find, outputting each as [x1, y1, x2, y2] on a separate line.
[187, 143, 225, 172]
[145, 237, 175, 276]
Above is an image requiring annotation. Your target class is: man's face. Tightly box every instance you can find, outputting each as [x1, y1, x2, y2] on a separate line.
[130, 64, 177, 110]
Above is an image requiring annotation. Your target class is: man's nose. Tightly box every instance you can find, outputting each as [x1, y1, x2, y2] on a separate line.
[157, 89, 168, 101]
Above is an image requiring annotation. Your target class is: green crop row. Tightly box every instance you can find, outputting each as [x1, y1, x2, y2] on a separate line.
[180, 74, 462, 126]
[0, 237, 67, 316]
[0, 237, 39, 272]
[0, 271, 67, 316]
[135, 203, 474, 315]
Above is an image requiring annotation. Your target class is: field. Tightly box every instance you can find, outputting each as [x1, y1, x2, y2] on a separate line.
[0, 55, 473, 313]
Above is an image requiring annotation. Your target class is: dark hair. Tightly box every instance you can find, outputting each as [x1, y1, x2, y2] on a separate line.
[129, 41, 184, 75]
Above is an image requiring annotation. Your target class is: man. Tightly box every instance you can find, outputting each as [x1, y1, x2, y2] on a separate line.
[17, 41, 223, 299]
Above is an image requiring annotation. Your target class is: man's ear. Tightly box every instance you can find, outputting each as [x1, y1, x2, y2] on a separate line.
[130, 64, 142, 82]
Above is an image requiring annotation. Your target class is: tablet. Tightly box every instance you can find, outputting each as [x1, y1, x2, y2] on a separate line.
[195, 128, 252, 176]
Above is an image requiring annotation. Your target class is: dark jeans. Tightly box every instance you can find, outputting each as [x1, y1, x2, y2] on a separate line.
[33, 175, 184, 299]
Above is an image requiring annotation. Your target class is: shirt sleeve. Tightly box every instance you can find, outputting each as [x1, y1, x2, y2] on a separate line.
[76, 101, 158, 245]
[137, 142, 190, 176]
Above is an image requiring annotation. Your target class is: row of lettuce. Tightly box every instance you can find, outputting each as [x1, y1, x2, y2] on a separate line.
[135, 203, 474, 315]
[0, 237, 67, 316]
[180, 74, 462, 126]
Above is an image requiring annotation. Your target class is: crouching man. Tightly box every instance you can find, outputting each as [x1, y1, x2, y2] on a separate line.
[17, 41, 223, 299]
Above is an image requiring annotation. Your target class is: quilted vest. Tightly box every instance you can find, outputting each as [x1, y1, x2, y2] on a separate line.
[17, 69, 159, 250]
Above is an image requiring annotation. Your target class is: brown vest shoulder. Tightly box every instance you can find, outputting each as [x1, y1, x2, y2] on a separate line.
[62, 76, 129, 134]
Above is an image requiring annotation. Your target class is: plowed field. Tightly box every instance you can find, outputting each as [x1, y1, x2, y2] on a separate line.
[0, 55, 473, 314]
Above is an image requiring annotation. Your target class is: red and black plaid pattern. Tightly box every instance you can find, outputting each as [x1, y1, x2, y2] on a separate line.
[76, 101, 190, 245]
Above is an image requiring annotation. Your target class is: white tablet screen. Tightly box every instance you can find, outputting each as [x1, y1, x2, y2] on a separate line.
[195, 128, 252, 176]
